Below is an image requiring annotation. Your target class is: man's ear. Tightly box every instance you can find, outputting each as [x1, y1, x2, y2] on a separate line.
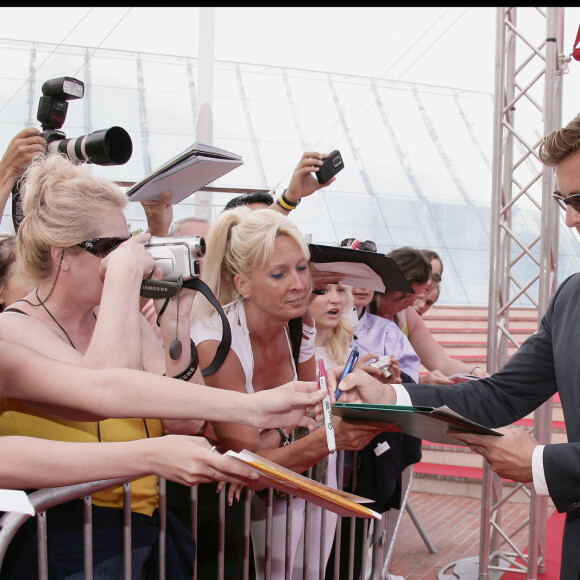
[50, 247, 69, 271]
[234, 273, 251, 300]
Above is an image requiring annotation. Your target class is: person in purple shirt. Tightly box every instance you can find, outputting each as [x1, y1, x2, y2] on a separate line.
[339, 239, 420, 382]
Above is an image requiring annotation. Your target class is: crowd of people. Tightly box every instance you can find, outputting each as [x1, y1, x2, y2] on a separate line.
[0, 110, 578, 580]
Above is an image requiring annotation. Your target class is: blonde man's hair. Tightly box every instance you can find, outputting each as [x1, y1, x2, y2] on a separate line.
[17, 153, 128, 283]
[194, 206, 309, 323]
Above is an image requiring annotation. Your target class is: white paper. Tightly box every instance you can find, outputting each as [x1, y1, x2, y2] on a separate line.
[126, 141, 243, 204]
[310, 262, 386, 292]
[128, 157, 242, 204]
[0, 489, 35, 515]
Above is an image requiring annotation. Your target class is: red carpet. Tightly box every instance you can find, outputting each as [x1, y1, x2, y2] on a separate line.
[500, 509, 565, 579]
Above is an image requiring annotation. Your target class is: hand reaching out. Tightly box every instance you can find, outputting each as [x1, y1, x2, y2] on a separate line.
[149, 435, 260, 487]
[141, 190, 173, 237]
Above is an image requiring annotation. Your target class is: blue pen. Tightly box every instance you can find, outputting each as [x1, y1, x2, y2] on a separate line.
[335, 345, 359, 401]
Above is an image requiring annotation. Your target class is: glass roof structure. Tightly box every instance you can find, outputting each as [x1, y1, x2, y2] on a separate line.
[1, 37, 579, 306]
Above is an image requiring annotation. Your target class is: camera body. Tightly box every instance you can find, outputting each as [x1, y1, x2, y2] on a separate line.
[145, 236, 206, 281]
[316, 149, 344, 184]
[37, 76, 132, 166]
[369, 355, 393, 380]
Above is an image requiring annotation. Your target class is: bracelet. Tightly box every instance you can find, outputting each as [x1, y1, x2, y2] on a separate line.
[276, 189, 300, 211]
[273, 427, 290, 447]
[164, 339, 199, 381]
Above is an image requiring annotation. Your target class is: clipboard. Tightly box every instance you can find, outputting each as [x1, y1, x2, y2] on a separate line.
[332, 403, 503, 446]
[308, 244, 413, 294]
[226, 449, 381, 519]
[127, 142, 243, 204]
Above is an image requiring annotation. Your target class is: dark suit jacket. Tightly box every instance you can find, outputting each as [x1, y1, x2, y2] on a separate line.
[403, 273, 580, 580]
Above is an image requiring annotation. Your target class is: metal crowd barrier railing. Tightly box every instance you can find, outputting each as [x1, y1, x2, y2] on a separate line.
[0, 457, 434, 579]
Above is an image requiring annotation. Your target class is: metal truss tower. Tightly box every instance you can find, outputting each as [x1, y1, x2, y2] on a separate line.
[480, 7, 565, 579]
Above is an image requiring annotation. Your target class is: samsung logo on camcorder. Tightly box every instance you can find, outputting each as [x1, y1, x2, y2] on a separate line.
[141, 285, 171, 293]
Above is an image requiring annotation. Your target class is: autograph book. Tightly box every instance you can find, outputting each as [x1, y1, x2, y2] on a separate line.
[308, 244, 413, 294]
[332, 403, 503, 446]
[225, 449, 381, 519]
[127, 142, 243, 204]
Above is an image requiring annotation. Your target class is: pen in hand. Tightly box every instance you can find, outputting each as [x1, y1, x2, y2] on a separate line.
[335, 346, 359, 401]
[318, 358, 336, 454]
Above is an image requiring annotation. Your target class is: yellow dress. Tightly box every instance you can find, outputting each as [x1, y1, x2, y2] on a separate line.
[0, 399, 163, 516]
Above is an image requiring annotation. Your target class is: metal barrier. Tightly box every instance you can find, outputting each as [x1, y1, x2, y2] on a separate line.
[0, 459, 433, 579]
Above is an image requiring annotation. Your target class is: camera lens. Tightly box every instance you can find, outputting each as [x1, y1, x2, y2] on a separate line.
[191, 236, 206, 258]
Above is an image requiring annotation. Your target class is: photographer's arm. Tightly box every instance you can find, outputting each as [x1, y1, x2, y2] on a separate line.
[85, 233, 156, 371]
[0, 128, 46, 217]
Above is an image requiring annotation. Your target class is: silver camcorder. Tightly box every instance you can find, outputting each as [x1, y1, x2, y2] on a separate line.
[145, 236, 206, 281]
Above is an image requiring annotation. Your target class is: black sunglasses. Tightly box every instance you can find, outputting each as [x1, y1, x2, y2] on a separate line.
[77, 236, 130, 258]
[552, 192, 580, 213]
[340, 238, 377, 253]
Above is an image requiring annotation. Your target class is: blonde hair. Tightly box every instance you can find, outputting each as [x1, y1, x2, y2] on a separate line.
[321, 286, 355, 366]
[194, 206, 310, 322]
[17, 153, 128, 283]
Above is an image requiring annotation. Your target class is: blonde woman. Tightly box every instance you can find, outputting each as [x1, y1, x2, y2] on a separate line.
[0, 153, 310, 580]
[191, 207, 387, 580]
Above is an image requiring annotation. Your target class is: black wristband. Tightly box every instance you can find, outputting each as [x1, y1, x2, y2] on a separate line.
[280, 189, 300, 208]
[274, 427, 290, 446]
[165, 339, 199, 381]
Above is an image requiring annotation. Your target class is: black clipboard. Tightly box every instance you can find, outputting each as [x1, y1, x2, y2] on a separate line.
[308, 244, 413, 294]
[333, 402, 502, 446]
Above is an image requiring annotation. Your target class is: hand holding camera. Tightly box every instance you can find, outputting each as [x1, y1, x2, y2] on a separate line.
[98, 233, 155, 281]
[283, 150, 344, 207]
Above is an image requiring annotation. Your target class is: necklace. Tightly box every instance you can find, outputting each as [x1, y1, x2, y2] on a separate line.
[35, 288, 76, 349]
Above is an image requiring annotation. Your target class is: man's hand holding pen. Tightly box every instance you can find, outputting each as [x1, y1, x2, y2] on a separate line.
[326, 366, 398, 405]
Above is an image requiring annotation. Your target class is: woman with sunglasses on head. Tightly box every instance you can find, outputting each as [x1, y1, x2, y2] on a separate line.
[191, 208, 388, 580]
[0, 153, 211, 580]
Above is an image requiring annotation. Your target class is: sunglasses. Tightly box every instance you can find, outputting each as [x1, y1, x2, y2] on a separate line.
[552, 192, 580, 213]
[77, 236, 129, 258]
[340, 238, 377, 253]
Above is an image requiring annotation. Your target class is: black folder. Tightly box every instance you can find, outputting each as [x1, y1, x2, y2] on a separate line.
[308, 244, 413, 293]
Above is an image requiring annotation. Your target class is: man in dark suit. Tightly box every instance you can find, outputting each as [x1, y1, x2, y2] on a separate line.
[331, 114, 580, 580]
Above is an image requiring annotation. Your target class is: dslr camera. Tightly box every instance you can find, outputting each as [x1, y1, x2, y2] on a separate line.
[145, 236, 206, 281]
[37, 76, 133, 165]
[12, 76, 133, 231]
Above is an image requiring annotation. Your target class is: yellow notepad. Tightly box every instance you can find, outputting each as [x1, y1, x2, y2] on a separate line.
[226, 449, 381, 519]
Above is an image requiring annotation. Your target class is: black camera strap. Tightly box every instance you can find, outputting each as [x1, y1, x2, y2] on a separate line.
[140, 278, 231, 377]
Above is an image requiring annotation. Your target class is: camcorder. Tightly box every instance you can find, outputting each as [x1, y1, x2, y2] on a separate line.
[139, 235, 231, 379]
[143, 235, 206, 284]
[12, 76, 133, 231]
